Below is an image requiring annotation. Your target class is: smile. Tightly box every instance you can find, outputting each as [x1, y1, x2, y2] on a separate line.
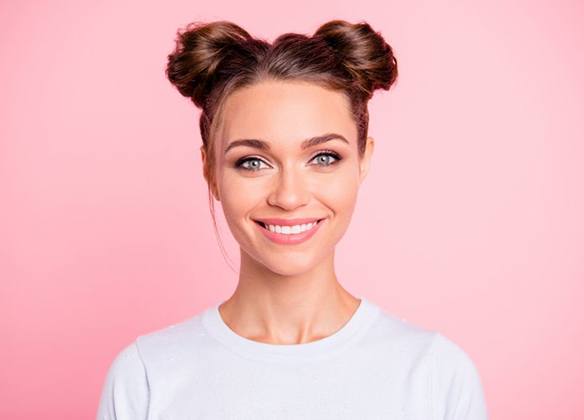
[254, 219, 325, 245]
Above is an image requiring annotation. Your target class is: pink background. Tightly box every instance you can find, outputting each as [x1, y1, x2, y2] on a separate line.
[2, 1, 583, 418]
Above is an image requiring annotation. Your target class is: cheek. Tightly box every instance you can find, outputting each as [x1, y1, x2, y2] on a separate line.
[315, 169, 360, 214]
[218, 171, 266, 216]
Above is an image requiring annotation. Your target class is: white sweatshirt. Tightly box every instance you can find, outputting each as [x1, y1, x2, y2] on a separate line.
[96, 297, 488, 419]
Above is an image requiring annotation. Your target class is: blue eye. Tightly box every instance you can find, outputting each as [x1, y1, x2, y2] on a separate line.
[236, 157, 270, 171]
[234, 150, 342, 172]
[310, 151, 341, 166]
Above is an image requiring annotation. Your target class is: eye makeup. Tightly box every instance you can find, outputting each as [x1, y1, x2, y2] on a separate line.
[233, 149, 343, 172]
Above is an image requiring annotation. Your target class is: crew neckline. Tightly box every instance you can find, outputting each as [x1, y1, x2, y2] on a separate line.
[201, 296, 380, 363]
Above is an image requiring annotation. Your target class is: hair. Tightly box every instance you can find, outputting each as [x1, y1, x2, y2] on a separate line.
[165, 19, 398, 269]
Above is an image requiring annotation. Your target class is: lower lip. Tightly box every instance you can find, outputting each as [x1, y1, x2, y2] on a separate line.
[255, 219, 325, 245]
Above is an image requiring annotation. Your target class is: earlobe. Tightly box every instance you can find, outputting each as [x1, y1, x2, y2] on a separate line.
[200, 146, 221, 202]
[360, 137, 375, 183]
[212, 183, 221, 202]
[200, 145, 207, 170]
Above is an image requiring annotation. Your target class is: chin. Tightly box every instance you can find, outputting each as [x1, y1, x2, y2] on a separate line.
[251, 250, 327, 277]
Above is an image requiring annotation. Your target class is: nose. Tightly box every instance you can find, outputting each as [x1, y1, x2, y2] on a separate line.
[266, 165, 311, 211]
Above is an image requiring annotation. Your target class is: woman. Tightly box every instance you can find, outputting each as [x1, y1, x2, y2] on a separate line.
[97, 19, 488, 419]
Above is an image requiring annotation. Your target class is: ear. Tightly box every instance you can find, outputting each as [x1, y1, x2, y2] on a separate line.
[359, 137, 375, 184]
[200, 145, 221, 201]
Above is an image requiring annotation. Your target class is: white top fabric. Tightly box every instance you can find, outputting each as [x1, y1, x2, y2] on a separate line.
[96, 297, 488, 419]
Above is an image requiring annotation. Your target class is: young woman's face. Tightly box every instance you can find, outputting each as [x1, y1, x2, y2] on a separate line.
[205, 79, 374, 276]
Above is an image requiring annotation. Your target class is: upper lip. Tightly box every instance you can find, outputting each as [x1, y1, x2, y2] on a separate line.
[253, 217, 324, 226]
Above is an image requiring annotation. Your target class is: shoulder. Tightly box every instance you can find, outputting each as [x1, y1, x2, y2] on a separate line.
[367, 302, 486, 382]
[366, 303, 438, 357]
[426, 333, 489, 420]
[96, 310, 209, 419]
[96, 341, 149, 420]
[134, 311, 209, 368]
[365, 301, 488, 419]
[428, 333, 480, 372]
[426, 333, 485, 390]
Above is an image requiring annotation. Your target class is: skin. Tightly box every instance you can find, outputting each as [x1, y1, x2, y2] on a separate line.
[200, 79, 375, 345]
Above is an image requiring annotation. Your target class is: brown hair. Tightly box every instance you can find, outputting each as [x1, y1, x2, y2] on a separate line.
[165, 19, 398, 266]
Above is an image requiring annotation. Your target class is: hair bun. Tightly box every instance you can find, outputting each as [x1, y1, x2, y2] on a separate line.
[314, 20, 398, 97]
[166, 20, 253, 107]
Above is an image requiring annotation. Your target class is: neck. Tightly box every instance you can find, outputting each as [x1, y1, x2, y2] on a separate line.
[217, 248, 360, 345]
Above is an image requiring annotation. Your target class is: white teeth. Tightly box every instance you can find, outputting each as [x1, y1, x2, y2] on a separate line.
[267, 222, 316, 234]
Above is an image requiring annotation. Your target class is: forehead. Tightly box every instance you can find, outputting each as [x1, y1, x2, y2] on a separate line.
[218, 79, 356, 146]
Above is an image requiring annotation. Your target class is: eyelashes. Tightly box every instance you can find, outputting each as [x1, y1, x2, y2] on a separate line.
[234, 150, 343, 172]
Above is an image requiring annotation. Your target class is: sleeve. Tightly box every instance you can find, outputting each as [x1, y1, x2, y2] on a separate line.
[430, 333, 489, 420]
[96, 340, 150, 420]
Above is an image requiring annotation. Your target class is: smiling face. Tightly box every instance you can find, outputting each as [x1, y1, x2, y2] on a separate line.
[201, 79, 374, 276]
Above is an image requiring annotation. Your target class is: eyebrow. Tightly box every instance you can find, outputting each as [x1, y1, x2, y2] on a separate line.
[223, 133, 350, 155]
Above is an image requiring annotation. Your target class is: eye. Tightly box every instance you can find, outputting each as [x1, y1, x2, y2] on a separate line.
[310, 150, 342, 167]
[234, 156, 270, 172]
[234, 150, 342, 172]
